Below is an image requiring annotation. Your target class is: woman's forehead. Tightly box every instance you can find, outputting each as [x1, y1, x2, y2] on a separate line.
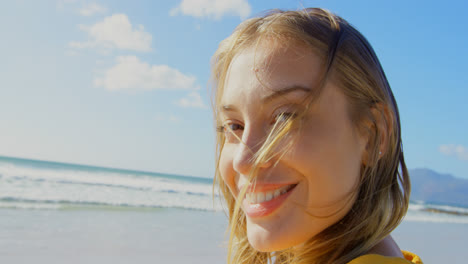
[233, 39, 317, 68]
[221, 43, 323, 105]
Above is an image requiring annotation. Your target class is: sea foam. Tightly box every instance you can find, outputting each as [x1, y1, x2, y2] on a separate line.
[1, 156, 467, 224]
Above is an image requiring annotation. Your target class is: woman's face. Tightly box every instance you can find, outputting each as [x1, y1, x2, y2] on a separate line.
[218, 42, 368, 252]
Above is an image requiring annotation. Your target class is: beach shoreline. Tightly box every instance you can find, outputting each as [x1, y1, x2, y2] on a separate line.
[1, 207, 467, 263]
[0, 208, 227, 264]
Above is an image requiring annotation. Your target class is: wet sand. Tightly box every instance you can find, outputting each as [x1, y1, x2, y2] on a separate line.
[1, 208, 466, 263]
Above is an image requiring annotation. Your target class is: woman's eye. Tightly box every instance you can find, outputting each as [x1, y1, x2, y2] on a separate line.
[217, 122, 244, 142]
[217, 123, 242, 132]
[225, 123, 243, 132]
[274, 112, 298, 123]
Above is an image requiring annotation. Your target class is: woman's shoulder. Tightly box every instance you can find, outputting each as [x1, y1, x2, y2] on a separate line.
[348, 251, 423, 264]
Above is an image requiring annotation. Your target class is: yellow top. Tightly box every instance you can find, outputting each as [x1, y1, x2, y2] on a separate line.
[348, 251, 423, 264]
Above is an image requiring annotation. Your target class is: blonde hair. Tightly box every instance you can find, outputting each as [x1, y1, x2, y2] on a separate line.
[211, 8, 410, 264]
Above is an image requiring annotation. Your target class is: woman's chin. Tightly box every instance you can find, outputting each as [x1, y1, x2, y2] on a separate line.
[245, 211, 331, 253]
[247, 234, 281, 252]
[246, 221, 295, 252]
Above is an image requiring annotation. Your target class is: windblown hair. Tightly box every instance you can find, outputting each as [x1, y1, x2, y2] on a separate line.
[211, 8, 410, 264]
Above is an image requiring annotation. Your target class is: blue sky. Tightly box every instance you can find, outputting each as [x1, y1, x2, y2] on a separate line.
[1, 0, 467, 179]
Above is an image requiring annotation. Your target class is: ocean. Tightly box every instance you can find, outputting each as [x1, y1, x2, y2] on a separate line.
[0, 155, 219, 212]
[1, 155, 467, 224]
[1, 155, 468, 263]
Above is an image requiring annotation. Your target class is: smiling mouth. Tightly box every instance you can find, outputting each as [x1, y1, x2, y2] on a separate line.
[242, 183, 297, 218]
[245, 184, 297, 204]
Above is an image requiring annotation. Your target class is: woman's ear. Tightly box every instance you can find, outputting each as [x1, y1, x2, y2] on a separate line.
[362, 103, 394, 166]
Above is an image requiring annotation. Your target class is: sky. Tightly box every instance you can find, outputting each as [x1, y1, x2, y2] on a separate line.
[0, 0, 467, 179]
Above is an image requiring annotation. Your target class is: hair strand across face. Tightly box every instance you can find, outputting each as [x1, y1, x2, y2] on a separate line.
[211, 8, 410, 264]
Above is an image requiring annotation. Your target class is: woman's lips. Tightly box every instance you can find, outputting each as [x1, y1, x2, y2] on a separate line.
[242, 183, 297, 218]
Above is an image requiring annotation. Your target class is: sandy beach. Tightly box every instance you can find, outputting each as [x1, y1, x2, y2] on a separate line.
[393, 220, 467, 263]
[1, 207, 466, 264]
[0, 208, 227, 264]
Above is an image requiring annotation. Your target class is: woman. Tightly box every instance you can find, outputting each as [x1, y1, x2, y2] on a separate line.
[211, 8, 422, 264]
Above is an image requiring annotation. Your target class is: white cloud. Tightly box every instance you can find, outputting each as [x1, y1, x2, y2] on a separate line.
[65, 49, 79, 56]
[439, 144, 468, 161]
[78, 3, 107, 16]
[155, 113, 181, 123]
[168, 115, 181, 122]
[170, 0, 251, 20]
[94, 56, 198, 91]
[176, 91, 208, 109]
[69, 13, 152, 52]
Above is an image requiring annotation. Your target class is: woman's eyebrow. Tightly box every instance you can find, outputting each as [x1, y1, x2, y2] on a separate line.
[261, 85, 311, 103]
[220, 104, 238, 113]
[220, 85, 311, 113]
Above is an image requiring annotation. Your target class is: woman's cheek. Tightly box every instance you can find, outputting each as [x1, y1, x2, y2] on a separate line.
[219, 144, 239, 197]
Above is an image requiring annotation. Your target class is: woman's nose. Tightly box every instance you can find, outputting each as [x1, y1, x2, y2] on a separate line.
[232, 131, 273, 175]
